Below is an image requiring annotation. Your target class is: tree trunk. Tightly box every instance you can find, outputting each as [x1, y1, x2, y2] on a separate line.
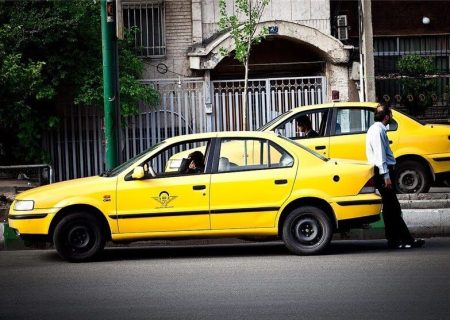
[243, 59, 249, 131]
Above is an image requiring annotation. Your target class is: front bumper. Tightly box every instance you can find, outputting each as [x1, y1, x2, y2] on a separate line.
[8, 208, 57, 235]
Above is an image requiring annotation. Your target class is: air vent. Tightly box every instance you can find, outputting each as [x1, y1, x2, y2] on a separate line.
[336, 15, 348, 41]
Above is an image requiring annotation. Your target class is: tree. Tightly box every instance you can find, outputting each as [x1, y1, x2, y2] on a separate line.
[0, 1, 158, 165]
[218, 0, 269, 130]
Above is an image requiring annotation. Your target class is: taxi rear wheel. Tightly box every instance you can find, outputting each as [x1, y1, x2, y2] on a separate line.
[395, 160, 431, 194]
[282, 206, 332, 255]
[53, 212, 105, 262]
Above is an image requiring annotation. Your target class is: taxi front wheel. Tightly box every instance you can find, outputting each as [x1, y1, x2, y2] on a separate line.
[53, 212, 106, 262]
[282, 206, 332, 255]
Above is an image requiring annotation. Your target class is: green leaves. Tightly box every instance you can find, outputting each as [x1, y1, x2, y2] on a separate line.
[0, 0, 158, 164]
[218, 0, 269, 64]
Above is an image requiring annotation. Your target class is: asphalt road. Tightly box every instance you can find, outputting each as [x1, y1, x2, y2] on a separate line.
[1, 238, 450, 320]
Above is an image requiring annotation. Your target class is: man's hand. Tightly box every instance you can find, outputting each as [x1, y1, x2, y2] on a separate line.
[384, 177, 392, 189]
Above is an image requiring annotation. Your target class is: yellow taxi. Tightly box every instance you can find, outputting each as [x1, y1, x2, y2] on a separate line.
[9, 131, 381, 261]
[260, 102, 450, 193]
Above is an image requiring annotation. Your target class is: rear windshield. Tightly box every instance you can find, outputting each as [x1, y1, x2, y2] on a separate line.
[394, 108, 425, 126]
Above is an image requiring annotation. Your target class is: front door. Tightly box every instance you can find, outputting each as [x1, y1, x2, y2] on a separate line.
[115, 139, 211, 234]
[273, 108, 331, 158]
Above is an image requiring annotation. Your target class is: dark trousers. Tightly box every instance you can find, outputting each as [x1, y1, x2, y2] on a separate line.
[374, 166, 414, 244]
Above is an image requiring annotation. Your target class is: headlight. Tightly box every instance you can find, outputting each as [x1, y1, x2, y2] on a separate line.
[14, 200, 35, 211]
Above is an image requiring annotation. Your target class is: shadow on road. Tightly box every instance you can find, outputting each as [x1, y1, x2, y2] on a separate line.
[39, 239, 398, 263]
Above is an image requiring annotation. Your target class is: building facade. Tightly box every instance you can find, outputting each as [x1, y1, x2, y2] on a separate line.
[46, 0, 449, 181]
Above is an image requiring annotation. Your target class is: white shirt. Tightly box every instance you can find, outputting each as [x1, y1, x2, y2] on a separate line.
[366, 121, 396, 179]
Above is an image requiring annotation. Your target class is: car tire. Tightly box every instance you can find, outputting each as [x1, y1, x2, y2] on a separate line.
[282, 206, 332, 255]
[53, 212, 105, 262]
[395, 160, 431, 194]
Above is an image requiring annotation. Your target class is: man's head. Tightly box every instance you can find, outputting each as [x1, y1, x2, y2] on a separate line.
[374, 104, 393, 125]
[296, 115, 312, 133]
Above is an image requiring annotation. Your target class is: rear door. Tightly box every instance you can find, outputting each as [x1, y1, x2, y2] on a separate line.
[328, 107, 399, 160]
[209, 137, 296, 230]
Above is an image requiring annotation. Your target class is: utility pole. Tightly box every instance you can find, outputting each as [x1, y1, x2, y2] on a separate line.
[101, 0, 119, 169]
[358, 0, 376, 102]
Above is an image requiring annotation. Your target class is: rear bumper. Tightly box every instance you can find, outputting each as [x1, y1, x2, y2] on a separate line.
[337, 214, 381, 231]
[428, 152, 450, 175]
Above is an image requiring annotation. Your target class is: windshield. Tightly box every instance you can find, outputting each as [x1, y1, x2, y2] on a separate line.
[100, 141, 165, 177]
[279, 135, 329, 162]
[257, 110, 292, 131]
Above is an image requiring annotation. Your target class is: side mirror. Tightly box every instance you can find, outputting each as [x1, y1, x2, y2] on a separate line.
[131, 166, 145, 180]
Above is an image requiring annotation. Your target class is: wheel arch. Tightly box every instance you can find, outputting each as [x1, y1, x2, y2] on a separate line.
[278, 197, 337, 236]
[49, 204, 111, 241]
[396, 154, 435, 180]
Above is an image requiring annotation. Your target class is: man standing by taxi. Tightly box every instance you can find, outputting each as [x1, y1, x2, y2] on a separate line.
[366, 105, 425, 249]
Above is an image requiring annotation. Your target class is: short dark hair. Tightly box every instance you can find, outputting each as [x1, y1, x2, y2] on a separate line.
[296, 115, 312, 128]
[188, 151, 204, 167]
[374, 104, 391, 122]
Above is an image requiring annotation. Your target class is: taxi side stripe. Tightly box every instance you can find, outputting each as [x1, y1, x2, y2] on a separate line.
[8, 214, 48, 220]
[211, 207, 279, 214]
[337, 200, 382, 206]
[109, 211, 209, 219]
[109, 207, 280, 220]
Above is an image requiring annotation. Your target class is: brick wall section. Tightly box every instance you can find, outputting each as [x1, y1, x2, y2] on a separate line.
[142, 0, 193, 79]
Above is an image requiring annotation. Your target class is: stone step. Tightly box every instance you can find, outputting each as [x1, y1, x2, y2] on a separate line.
[400, 199, 450, 209]
[397, 192, 449, 201]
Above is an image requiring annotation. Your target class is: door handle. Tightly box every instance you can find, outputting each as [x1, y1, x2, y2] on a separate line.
[315, 145, 326, 150]
[389, 140, 393, 144]
[193, 185, 206, 190]
[274, 179, 288, 185]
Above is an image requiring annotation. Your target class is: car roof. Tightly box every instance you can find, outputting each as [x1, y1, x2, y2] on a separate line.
[163, 131, 280, 144]
[289, 101, 380, 113]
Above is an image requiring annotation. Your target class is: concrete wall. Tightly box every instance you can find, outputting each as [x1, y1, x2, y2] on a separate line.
[201, 0, 331, 40]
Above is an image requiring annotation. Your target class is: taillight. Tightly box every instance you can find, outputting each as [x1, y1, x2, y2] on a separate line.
[359, 177, 376, 194]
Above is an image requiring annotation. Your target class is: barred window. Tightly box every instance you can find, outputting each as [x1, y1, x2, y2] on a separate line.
[123, 1, 166, 58]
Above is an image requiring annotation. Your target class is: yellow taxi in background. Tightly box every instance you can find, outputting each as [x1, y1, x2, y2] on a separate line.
[260, 102, 450, 194]
[9, 132, 381, 262]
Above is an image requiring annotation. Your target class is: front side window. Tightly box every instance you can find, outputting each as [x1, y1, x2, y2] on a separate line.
[138, 139, 210, 177]
[273, 109, 329, 139]
[123, 1, 166, 57]
[217, 139, 293, 173]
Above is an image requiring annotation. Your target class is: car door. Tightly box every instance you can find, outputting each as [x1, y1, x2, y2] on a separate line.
[272, 108, 331, 157]
[115, 139, 212, 234]
[209, 137, 296, 230]
[328, 107, 400, 160]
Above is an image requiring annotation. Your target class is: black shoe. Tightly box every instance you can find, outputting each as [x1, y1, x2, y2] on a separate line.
[410, 239, 425, 248]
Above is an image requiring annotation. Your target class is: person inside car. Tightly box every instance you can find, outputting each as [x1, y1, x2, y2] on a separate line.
[296, 115, 319, 138]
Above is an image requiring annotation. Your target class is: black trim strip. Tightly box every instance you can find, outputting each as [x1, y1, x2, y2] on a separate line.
[211, 207, 279, 214]
[433, 157, 450, 162]
[109, 207, 280, 220]
[110, 211, 209, 220]
[8, 214, 48, 220]
[337, 200, 382, 206]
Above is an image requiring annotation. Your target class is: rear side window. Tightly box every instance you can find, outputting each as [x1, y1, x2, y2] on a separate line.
[333, 108, 398, 135]
[217, 138, 293, 173]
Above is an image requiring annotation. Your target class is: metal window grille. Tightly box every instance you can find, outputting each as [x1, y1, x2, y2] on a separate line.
[374, 35, 450, 109]
[123, 1, 166, 58]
